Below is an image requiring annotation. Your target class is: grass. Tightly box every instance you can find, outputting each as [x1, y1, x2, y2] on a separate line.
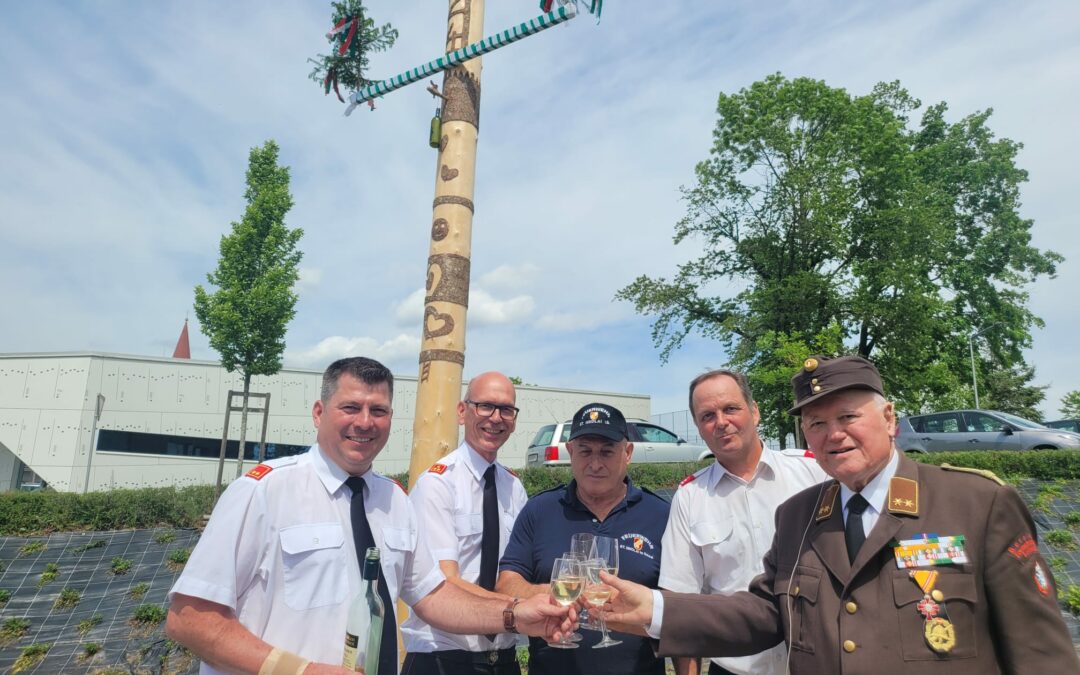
[1064, 511, 1080, 529]
[166, 547, 191, 570]
[1064, 584, 1080, 615]
[153, 530, 177, 544]
[18, 540, 46, 556]
[130, 604, 167, 626]
[1049, 555, 1069, 574]
[81, 642, 102, 659]
[110, 556, 133, 575]
[73, 539, 106, 554]
[37, 562, 60, 587]
[53, 587, 82, 610]
[0, 589, 10, 605]
[129, 582, 150, 600]
[76, 614, 103, 635]
[1045, 529, 1077, 550]
[11, 643, 50, 673]
[1, 617, 31, 644]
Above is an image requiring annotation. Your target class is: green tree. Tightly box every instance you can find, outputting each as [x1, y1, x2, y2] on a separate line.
[617, 74, 1061, 444]
[195, 140, 303, 478]
[1060, 391, 1080, 418]
[979, 363, 1047, 421]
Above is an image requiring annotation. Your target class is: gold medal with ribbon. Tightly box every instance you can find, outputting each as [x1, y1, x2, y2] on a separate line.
[910, 569, 955, 653]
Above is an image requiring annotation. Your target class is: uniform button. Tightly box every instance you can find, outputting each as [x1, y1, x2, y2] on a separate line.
[931, 590, 944, 602]
[791, 586, 800, 597]
[845, 601, 857, 614]
[843, 640, 856, 653]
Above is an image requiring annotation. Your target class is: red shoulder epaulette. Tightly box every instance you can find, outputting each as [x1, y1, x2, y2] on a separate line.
[804, 450, 815, 458]
[428, 463, 448, 475]
[245, 464, 273, 480]
[389, 477, 407, 492]
[679, 473, 696, 487]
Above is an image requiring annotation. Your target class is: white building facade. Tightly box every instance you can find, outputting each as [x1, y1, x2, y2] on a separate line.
[0, 352, 649, 493]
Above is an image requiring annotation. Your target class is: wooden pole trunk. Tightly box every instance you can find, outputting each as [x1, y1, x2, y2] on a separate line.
[407, 0, 485, 484]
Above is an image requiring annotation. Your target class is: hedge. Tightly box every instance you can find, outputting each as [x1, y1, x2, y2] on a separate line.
[2, 451, 1076, 535]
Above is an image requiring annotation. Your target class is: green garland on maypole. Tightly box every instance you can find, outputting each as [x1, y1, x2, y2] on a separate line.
[308, 0, 398, 109]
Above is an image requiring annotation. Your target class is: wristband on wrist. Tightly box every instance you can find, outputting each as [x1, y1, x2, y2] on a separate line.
[258, 647, 310, 675]
[503, 597, 522, 633]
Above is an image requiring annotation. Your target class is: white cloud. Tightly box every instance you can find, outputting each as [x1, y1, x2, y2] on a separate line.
[393, 287, 534, 327]
[479, 263, 540, 290]
[296, 267, 322, 290]
[287, 334, 420, 369]
[536, 304, 632, 333]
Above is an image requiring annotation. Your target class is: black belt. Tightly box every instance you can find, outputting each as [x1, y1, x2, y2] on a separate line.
[430, 648, 517, 666]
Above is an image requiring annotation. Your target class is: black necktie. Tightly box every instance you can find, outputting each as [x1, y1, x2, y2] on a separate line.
[845, 493, 870, 563]
[479, 465, 499, 591]
[346, 476, 397, 675]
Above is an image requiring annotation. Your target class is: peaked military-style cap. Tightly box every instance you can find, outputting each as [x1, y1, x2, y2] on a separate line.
[788, 355, 885, 415]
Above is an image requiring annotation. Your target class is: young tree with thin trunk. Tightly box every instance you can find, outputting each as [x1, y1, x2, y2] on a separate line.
[194, 140, 303, 478]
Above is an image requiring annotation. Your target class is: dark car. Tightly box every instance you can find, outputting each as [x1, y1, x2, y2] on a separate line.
[896, 409, 1080, 453]
[1046, 419, 1080, 434]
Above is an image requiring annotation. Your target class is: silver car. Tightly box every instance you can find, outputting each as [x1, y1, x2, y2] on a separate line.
[896, 409, 1080, 453]
[525, 419, 712, 466]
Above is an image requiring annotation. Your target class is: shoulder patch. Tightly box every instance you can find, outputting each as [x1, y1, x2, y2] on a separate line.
[940, 464, 1004, 485]
[428, 463, 448, 475]
[679, 473, 696, 487]
[804, 450, 815, 458]
[389, 477, 407, 492]
[245, 464, 273, 481]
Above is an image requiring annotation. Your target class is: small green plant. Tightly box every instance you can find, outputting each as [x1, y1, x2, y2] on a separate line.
[131, 604, 168, 626]
[18, 541, 46, 557]
[111, 556, 133, 575]
[1064, 584, 1080, 615]
[0, 589, 10, 605]
[1, 617, 31, 643]
[37, 562, 60, 587]
[73, 539, 106, 554]
[1046, 529, 1077, 550]
[1064, 511, 1080, 529]
[154, 530, 177, 544]
[53, 587, 82, 610]
[12, 643, 50, 673]
[167, 547, 191, 570]
[76, 614, 103, 635]
[1048, 555, 1069, 573]
[129, 582, 150, 600]
[81, 641, 102, 659]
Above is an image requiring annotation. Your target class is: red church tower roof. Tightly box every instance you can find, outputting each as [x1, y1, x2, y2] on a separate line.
[172, 319, 191, 359]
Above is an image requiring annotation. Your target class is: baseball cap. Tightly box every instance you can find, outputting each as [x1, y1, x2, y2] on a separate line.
[568, 402, 629, 442]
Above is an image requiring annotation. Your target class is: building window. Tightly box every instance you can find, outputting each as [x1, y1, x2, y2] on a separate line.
[96, 430, 308, 461]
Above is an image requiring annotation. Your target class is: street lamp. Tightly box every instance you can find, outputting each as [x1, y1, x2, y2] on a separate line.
[968, 323, 1001, 409]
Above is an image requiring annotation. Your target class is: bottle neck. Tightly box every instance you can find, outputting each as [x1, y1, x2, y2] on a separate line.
[362, 557, 381, 584]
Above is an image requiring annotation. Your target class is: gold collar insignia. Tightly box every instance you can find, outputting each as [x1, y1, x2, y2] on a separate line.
[888, 476, 919, 515]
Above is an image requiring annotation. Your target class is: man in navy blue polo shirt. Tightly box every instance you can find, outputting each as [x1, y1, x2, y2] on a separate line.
[497, 402, 670, 675]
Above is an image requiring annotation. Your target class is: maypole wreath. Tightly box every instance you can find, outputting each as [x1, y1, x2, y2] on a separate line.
[308, 0, 398, 110]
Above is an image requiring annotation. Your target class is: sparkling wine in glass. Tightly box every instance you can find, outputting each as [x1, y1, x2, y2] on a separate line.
[548, 557, 583, 649]
[584, 547, 621, 648]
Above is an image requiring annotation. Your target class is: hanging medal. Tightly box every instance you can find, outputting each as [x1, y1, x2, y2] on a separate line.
[910, 569, 956, 654]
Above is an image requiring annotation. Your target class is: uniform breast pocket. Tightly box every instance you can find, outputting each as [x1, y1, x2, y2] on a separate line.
[381, 526, 417, 593]
[690, 520, 740, 572]
[454, 513, 484, 540]
[776, 565, 821, 654]
[892, 571, 978, 660]
[279, 522, 347, 610]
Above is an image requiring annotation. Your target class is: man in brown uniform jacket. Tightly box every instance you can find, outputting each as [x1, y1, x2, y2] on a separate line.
[603, 355, 1079, 674]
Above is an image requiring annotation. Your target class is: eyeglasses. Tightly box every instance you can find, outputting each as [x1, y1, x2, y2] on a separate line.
[465, 400, 520, 420]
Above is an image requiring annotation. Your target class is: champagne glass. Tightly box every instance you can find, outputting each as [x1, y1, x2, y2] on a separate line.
[570, 532, 595, 561]
[583, 542, 621, 648]
[548, 557, 583, 649]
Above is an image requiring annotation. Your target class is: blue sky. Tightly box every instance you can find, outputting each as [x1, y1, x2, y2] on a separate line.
[1, 0, 1077, 419]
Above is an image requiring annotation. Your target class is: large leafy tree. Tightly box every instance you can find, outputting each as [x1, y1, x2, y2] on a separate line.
[195, 140, 303, 476]
[1060, 391, 1080, 419]
[617, 74, 1060, 445]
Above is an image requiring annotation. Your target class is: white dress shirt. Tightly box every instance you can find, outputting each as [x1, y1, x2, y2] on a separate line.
[402, 443, 528, 653]
[658, 448, 826, 675]
[170, 444, 444, 673]
[839, 448, 900, 537]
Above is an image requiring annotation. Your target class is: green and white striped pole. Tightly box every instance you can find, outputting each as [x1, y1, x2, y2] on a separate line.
[345, 2, 579, 115]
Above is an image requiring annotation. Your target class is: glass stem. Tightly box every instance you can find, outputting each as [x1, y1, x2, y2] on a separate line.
[599, 614, 610, 643]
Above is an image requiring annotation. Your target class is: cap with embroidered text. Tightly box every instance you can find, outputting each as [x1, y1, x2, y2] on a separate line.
[568, 402, 629, 442]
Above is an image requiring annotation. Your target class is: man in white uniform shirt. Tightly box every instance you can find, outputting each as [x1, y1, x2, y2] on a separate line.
[660, 370, 825, 675]
[167, 358, 568, 675]
[402, 372, 529, 675]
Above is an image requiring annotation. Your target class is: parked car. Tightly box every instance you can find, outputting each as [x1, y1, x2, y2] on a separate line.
[896, 409, 1080, 453]
[525, 419, 712, 466]
[1046, 419, 1080, 434]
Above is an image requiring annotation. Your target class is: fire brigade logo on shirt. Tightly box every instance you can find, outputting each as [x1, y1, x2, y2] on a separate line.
[589, 411, 600, 421]
[245, 464, 273, 480]
[619, 533, 655, 560]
